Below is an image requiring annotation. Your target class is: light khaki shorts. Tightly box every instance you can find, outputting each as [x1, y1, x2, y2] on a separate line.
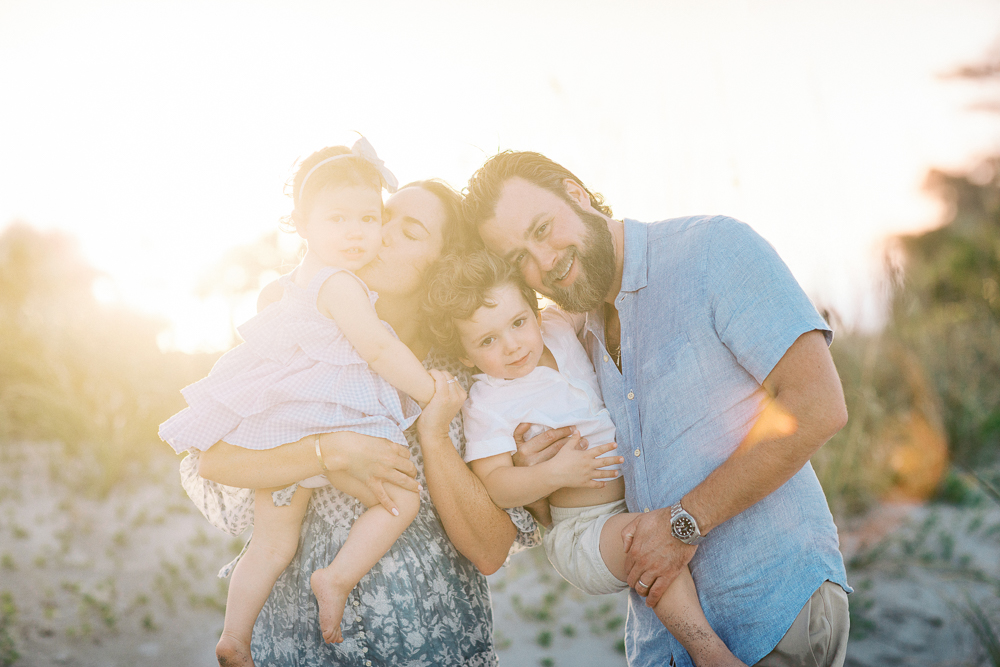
[754, 581, 850, 667]
[543, 498, 629, 596]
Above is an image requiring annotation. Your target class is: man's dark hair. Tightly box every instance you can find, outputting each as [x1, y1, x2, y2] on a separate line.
[462, 151, 613, 231]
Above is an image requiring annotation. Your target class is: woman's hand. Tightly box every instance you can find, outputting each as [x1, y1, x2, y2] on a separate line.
[320, 431, 418, 513]
[416, 369, 467, 443]
[546, 439, 621, 489]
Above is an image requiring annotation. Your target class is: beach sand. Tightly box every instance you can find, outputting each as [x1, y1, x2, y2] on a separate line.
[0, 443, 997, 666]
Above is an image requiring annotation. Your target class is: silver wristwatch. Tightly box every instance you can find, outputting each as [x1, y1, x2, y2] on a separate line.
[670, 501, 705, 545]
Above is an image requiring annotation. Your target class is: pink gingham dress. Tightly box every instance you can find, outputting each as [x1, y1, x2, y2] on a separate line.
[159, 266, 420, 458]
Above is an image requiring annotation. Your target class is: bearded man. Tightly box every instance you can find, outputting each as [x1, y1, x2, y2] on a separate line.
[463, 151, 852, 667]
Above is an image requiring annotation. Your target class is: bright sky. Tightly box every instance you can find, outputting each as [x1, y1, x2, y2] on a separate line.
[1, 0, 998, 351]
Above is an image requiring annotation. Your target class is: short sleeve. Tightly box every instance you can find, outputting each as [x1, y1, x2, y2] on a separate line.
[504, 507, 541, 555]
[707, 218, 832, 384]
[461, 393, 519, 462]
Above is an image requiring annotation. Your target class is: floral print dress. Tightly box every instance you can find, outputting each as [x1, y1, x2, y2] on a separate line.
[178, 350, 539, 666]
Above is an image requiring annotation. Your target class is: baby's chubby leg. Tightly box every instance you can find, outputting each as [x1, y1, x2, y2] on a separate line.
[311, 483, 419, 644]
[599, 512, 746, 667]
[217, 486, 312, 667]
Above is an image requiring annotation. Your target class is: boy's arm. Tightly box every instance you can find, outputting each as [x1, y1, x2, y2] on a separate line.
[320, 272, 434, 405]
[471, 454, 560, 509]
[471, 440, 622, 509]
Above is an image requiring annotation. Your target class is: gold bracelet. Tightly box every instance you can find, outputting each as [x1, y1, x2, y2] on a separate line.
[315, 435, 329, 472]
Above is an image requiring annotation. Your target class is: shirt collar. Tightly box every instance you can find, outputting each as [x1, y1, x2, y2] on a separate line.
[584, 218, 647, 339]
[620, 219, 648, 293]
[472, 367, 552, 387]
[473, 372, 512, 387]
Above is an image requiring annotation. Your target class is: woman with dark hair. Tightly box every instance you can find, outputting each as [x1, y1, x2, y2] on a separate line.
[185, 179, 568, 666]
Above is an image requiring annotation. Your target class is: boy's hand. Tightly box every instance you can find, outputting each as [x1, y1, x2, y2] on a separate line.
[512, 424, 581, 467]
[546, 440, 622, 489]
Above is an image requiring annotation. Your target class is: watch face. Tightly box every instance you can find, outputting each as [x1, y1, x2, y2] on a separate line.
[673, 516, 697, 540]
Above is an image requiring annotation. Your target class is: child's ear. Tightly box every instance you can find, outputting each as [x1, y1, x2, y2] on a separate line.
[459, 356, 476, 368]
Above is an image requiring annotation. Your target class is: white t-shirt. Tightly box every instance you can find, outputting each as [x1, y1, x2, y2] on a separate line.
[462, 306, 620, 471]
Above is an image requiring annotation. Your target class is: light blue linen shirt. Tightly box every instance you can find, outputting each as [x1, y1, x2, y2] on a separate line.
[583, 216, 850, 667]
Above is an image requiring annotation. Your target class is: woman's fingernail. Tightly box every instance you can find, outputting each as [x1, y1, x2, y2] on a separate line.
[418, 483, 423, 492]
[392, 508, 399, 516]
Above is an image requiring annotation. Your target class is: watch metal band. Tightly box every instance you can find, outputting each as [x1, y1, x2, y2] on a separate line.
[670, 500, 705, 545]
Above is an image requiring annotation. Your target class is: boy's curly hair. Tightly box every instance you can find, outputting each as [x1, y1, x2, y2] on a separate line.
[422, 249, 539, 360]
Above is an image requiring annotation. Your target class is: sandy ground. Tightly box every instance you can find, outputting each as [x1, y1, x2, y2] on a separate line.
[1, 442, 998, 667]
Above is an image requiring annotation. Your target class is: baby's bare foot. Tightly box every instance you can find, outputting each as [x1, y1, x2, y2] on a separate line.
[216, 632, 254, 667]
[310, 567, 351, 644]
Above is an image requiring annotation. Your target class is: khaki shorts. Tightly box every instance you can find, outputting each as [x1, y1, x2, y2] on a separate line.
[543, 499, 629, 596]
[754, 581, 850, 667]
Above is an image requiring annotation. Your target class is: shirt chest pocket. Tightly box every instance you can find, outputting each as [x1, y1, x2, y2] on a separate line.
[635, 334, 707, 449]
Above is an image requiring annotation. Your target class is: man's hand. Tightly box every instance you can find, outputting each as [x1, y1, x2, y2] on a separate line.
[547, 439, 620, 489]
[621, 508, 697, 607]
[512, 424, 581, 467]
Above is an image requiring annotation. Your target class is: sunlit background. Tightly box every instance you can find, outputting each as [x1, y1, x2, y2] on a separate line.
[2, 3, 1000, 664]
[2, 0, 999, 352]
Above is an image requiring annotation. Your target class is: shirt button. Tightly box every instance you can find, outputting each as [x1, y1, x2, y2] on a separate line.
[644, 507, 650, 513]
[353, 600, 360, 607]
[366, 661, 372, 666]
[363, 647, 369, 653]
[603, 355, 609, 362]
[634, 448, 641, 457]
[627, 391, 635, 400]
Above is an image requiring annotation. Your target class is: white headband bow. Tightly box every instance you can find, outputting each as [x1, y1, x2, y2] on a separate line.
[296, 136, 399, 204]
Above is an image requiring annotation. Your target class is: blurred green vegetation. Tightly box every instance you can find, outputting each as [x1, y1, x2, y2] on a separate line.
[1, 153, 997, 512]
[0, 223, 217, 496]
[814, 156, 1000, 516]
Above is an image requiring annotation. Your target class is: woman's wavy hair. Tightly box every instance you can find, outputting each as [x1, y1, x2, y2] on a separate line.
[422, 248, 539, 360]
[400, 179, 471, 257]
[462, 151, 613, 232]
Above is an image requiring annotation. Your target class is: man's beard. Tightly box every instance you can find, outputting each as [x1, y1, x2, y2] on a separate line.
[541, 203, 616, 313]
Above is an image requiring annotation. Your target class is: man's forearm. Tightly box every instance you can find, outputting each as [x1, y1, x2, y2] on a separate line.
[683, 331, 848, 534]
[683, 398, 836, 533]
[420, 430, 517, 575]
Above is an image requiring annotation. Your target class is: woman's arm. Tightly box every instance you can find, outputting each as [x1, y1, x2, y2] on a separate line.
[198, 431, 417, 512]
[321, 273, 435, 405]
[417, 371, 518, 575]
